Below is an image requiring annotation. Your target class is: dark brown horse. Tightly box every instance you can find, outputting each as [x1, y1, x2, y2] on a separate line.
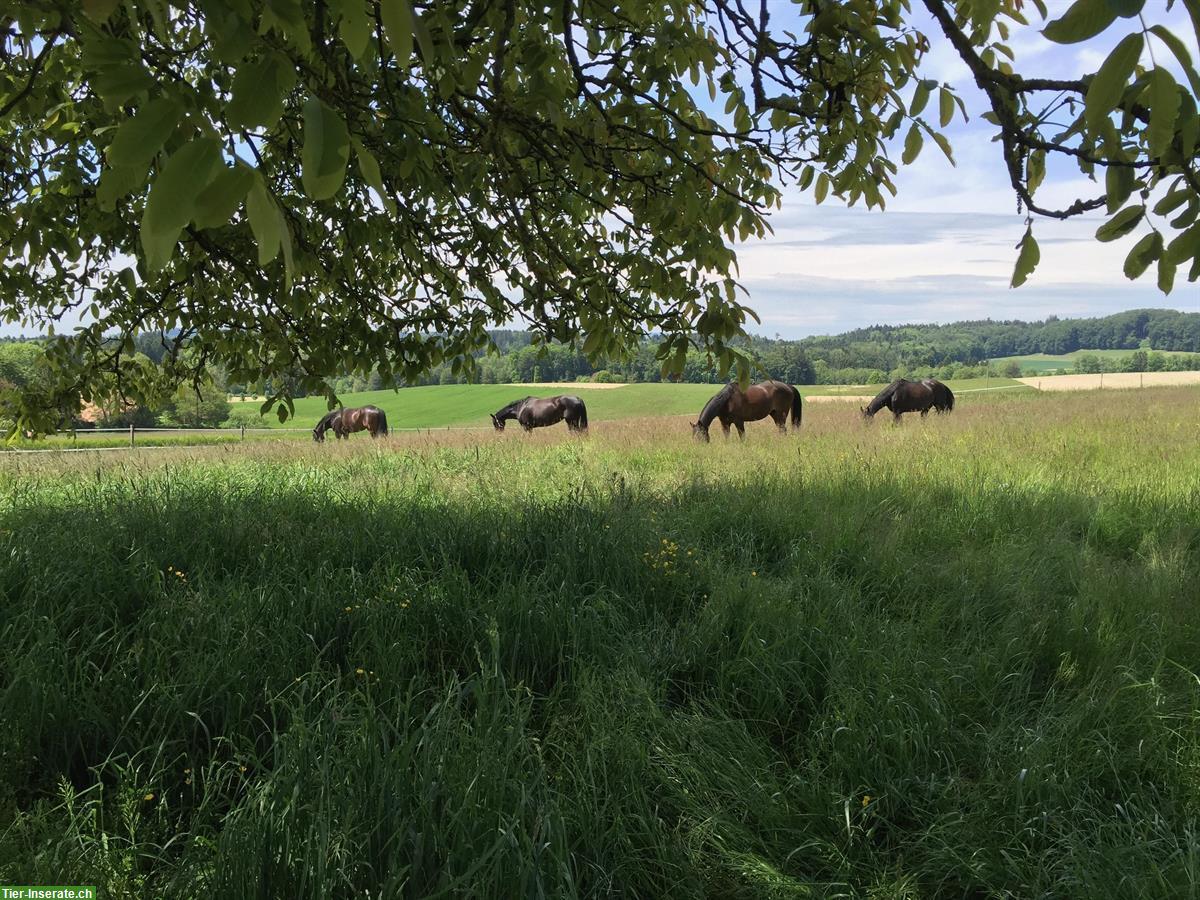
[692, 380, 802, 442]
[491, 396, 588, 432]
[313, 410, 342, 442]
[313, 405, 389, 441]
[861, 378, 954, 422]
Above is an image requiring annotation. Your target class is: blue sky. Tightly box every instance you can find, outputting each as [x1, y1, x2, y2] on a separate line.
[738, 1, 1200, 337]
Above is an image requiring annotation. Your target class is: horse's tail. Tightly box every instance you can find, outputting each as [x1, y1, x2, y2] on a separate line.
[577, 400, 588, 430]
[376, 408, 389, 435]
[789, 385, 803, 428]
[944, 386, 955, 412]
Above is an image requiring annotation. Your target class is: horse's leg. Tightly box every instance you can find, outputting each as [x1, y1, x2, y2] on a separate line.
[893, 410, 902, 424]
[719, 416, 731, 439]
[734, 421, 745, 440]
[920, 407, 929, 418]
[771, 410, 786, 435]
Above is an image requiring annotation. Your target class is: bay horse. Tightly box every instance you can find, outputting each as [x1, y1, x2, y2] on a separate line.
[861, 379, 954, 423]
[692, 380, 802, 442]
[491, 396, 588, 432]
[313, 405, 389, 441]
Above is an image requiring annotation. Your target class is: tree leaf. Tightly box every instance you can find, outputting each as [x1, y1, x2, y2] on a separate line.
[209, 10, 255, 63]
[227, 54, 297, 130]
[106, 97, 183, 169]
[1105, 163, 1134, 213]
[193, 165, 255, 230]
[1148, 24, 1200, 98]
[814, 172, 829, 204]
[1122, 230, 1162, 279]
[246, 176, 282, 265]
[140, 138, 223, 272]
[1095, 203, 1145, 241]
[1010, 225, 1040, 287]
[910, 79, 934, 116]
[1154, 185, 1191, 216]
[1104, 0, 1145, 17]
[1145, 67, 1181, 159]
[380, 0, 414, 69]
[301, 97, 351, 200]
[1166, 222, 1200, 264]
[1043, 0, 1118, 43]
[939, 88, 954, 127]
[96, 164, 147, 212]
[1158, 252, 1177, 294]
[1085, 33, 1143, 130]
[334, 0, 371, 59]
[93, 61, 155, 110]
[902, 124, 923, 165]
[82, 0, 121, 24]
[1027, 149, 1046, 195]
[351, 137, 396, 213]
[930, 131, 955, 165]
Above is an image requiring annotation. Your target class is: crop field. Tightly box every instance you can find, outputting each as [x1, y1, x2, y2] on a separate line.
[1, 387, 1198, 897]
[228, 378, 1028, 431]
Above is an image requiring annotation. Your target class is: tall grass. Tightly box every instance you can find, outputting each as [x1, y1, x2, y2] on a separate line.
[0, 388, 1197, 897]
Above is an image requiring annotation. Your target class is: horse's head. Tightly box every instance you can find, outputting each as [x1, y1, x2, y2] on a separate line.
[692, 421, 710, 443]
[313, 424, 325, 442]
[860, 405, 871, 421]
[490, 414, 504, 431]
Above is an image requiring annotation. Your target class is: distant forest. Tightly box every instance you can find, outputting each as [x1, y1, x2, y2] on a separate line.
[321, 308, 1200, 393]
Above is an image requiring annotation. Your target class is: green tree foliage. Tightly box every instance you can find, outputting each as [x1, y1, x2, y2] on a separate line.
[1, 0, 1198, 432]
[159, 381, 232, 427]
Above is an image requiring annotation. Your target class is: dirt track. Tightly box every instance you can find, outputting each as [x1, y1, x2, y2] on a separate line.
[1019, 372, 1200, 391]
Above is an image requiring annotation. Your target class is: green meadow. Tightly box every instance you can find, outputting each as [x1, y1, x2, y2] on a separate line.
[1, 387, 1196, 897]
[990, 349, 1140, 374]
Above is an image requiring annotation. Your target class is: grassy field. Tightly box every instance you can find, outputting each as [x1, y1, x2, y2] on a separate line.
[229, 378, 1028, 431]
[1, 387, 1197, 897]
[991, 349, 1139, 374]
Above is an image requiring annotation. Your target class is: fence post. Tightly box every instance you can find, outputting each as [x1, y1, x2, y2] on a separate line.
[240, 424, 246, 441]
[129, 423, 135, 447]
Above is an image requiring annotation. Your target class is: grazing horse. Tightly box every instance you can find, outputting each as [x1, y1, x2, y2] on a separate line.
[861, 379, 953, 423]
[922, 378, 955, 413]
[313, 405, 388, 441]
[692, 380, 802, 442]
[312, 410, 343, 442]
[491, 395, 588, 432]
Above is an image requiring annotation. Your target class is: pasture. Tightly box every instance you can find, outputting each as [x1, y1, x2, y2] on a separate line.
[1, 387, 1198, 897]
[231, 378, 1028, 431]
[991, 349, 1142, 374]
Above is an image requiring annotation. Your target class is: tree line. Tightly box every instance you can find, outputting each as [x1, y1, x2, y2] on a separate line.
[318, 309, 1200, 393]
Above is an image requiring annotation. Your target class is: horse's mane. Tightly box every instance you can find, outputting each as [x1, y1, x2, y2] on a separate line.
[698, 383, 737, 426]
[494, 396, 533, 418]
[865, 379, 903, 415]
[314, 410, 340, 431]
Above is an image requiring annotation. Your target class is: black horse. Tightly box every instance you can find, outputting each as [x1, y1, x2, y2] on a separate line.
[313, 410, 342, 442]
[692, 380, 802, 442]
[921, 378, 955, 413]
[491, 395, 588, 432]
[861, 378, 954, 422]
